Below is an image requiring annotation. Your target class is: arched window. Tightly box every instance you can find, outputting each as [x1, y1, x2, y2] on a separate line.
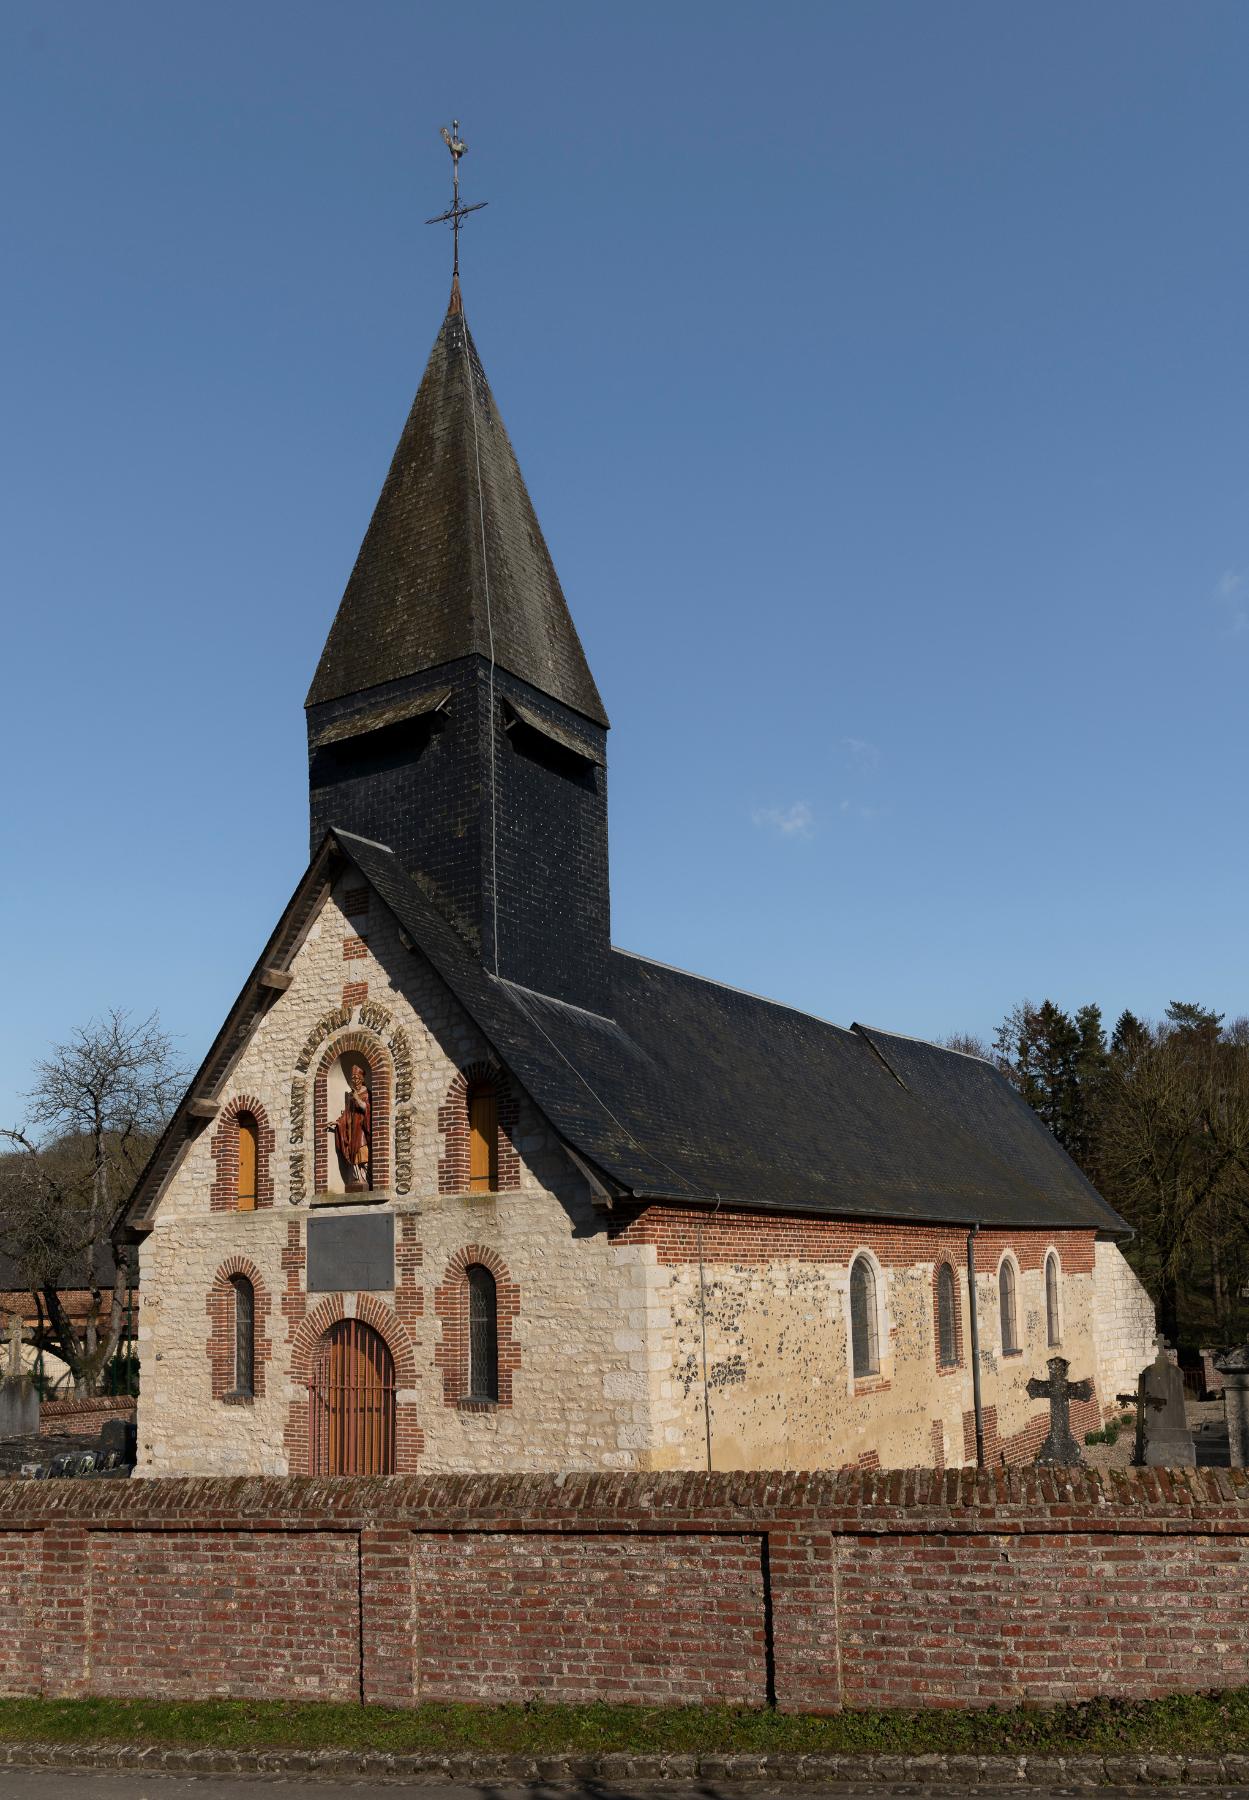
[936, 1262, 958, 1367]
[467, 1081, 498, 1193]
[999, 1259, 1019, 1354]
[237, 1112, 259, 1212]
[467, 1264, 499, 1401]
[849, 1256, 879, 1379]
[1045, 1252, 1061, 1346]
[231, 1274, 255, 1398]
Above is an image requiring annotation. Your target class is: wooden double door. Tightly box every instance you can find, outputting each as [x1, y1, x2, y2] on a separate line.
[309, 1319, 395, 1475]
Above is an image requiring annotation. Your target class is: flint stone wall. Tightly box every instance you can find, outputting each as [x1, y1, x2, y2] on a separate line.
[3, 1467, 1249, 1711]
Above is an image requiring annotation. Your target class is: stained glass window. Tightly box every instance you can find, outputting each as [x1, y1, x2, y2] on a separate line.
[467, 1264, 498, 1401]
[999, 1260, 1019, 1354]
[1045, 1253, 1061, 1346]
[850, 1257, 879, 1379]
[937, 1263, 958, 1367]
[231, 1275, 254, 1397]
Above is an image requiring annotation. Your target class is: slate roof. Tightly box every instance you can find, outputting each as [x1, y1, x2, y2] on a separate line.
[306, 289, 607, 727]
[122, 831, 1131, 1237]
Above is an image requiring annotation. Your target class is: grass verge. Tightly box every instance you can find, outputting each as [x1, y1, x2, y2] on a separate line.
[0, 1691, 1244, 1758]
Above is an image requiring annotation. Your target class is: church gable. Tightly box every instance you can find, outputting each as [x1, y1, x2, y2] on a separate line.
[143, 859, 553, 1225]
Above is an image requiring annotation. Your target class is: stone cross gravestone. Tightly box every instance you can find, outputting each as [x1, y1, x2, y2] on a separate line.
[1132, 1338, 1195, 1467]
[1212, 1346, 1249, 1469]
[1026, 1355, 1093, 1464]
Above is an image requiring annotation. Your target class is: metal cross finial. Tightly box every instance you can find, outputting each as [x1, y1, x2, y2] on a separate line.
[425, 117, 488, 281]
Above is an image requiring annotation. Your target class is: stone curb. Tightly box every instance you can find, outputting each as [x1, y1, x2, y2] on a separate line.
[0, 1738, 1247, 1785]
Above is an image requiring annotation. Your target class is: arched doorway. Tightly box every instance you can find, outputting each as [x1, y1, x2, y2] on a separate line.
[309, 1319, 395, 1475]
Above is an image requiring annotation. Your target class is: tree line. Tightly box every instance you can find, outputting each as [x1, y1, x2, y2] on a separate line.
[949, 1001, 1249, 1348]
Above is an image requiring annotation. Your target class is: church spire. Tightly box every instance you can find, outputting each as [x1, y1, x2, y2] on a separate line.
[306, 291, 606, 723]
[305, 125, 611, 1012]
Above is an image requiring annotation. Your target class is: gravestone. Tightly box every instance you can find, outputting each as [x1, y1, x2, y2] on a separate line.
[1212, 1346, 1249, 1469]
[0, 1316, 38, 1440]
[100, 1417, 137, 1466]
[1132, 1338, 1195, 1467]
[1026, 1355, 1093, 1463]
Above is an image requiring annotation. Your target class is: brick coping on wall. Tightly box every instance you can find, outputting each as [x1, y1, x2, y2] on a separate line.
[2, 1463, 1245, 1526]
[0, 1740, 1246, 1788]
[8, 1467, 1249, 1716]
[39, 1396, 136, 1422]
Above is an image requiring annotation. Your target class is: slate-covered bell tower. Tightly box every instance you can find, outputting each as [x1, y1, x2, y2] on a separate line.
[306, 279, 612, 1015]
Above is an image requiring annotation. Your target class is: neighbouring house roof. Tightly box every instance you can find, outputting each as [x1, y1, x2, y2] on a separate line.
[306, 289, 608, 728]
[0, 1239, 128, 1296]
[122, 830, 1131, 1240]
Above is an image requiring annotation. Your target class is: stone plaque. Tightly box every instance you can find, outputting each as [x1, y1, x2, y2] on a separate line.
[307, 1214, 395, 1294]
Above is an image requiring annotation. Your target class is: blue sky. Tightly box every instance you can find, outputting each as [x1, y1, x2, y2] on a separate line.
[2, 1, 1247, 1124]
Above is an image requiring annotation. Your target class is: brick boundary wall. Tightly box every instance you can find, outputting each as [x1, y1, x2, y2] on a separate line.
[1, 1468, 1248, 1709]
[38, 1397, 136, 1439]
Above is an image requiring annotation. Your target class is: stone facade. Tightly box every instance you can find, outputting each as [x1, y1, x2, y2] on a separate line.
[137, 875, 660, 1478]
[608, 1209, 1117, 1471]
[1090, 1238, 1158, 1414]
[137, 867, 1156, 1478]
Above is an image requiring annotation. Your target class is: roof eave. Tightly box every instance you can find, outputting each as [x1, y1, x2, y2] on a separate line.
[119, 834, 346, 1236]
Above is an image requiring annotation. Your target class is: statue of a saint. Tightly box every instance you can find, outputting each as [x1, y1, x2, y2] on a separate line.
[328, 1060, 371, 1191]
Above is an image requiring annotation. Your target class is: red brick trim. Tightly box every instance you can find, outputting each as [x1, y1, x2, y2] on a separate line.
[206, 1258, 272, 1401]
[342, 981, 368, 1009]
[285, 1293, 422, 1475]
[437, 1063, 520, 1195]
[343, 936, 368, 960]
[395, 1214, 424, 1341]
[281, 1219, 306, 1347]
[611, 1208, 1097, 1278]
[313, 1032, 391, 1196]
[342, 886, 369, 918]
[209, 1097, 276, 1212]
[930, 1419, 945, 1473]
[433, 1245, 520, 1409]
[932, 1258, 964, 1373]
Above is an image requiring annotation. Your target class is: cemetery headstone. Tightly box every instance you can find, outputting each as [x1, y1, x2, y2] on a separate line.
[1026, 1355, 1093, 1463]
[1212, 1346, 1249, 1469]
[1133, 1338, 1195, 1467]
[100, 1417, 137, 1466]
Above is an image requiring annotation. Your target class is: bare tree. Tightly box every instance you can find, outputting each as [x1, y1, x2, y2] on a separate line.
[0, 1010, 185, 1394]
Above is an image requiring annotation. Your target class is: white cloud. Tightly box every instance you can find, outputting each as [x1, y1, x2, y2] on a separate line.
[751, 801, 814, 838]
[841, 736, 881, 773]
[1215, 568, 1249, 637]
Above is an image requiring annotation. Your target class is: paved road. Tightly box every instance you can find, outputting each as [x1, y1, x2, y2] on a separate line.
[1, 1777, 1246, 1799]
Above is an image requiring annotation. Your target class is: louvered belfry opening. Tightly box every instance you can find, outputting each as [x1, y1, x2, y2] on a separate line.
[309, 1319, 396, 1476]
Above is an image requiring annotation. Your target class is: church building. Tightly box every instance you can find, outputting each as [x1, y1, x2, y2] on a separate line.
[123, 258, 1155, 1478]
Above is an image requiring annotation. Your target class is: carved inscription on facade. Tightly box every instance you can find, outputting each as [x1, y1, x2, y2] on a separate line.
[358, 1000, 393, 1037]
[390, 1026, 413, 1105]
[393, 1104, 413, 1196]
[289, 1076, 305, 1146]
[289, 1152, 306, 1204]
[295, 1004, 353, 1075]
